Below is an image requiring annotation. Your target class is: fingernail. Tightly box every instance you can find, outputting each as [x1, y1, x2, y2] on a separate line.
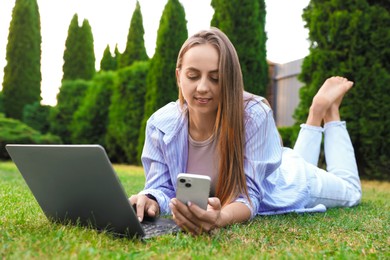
[187, 201, 192, 207]
[138, 217, 142, 222]
[170, 199, 176, 205]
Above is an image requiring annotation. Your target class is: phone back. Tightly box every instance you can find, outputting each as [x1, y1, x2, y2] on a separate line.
[176, 173, 211, 210]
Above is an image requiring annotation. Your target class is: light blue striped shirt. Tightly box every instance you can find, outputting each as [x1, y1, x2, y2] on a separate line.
[140, 96, 284, 218]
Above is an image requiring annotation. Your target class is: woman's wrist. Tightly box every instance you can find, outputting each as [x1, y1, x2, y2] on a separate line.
[216, 203, 251, 228]
[145, 193, 157, 202]
[145, 194, 160, 216]
[216, 210, 232, 228]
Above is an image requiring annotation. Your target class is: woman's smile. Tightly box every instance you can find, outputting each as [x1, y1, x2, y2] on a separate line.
[195, 97, 212, 104]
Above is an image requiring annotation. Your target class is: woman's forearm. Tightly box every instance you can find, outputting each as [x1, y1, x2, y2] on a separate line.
[217, 202, 251, 228]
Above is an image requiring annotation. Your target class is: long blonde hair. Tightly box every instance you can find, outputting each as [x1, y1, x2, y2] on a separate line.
[176, 27, 249, 207]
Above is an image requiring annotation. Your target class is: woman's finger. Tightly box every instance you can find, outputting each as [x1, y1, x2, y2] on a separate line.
[170, 199, 203, 235]
[186, 198, 221, 227]
[171, 198, 198, 221]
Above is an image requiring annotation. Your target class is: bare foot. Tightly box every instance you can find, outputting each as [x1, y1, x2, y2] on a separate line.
[323, 77, 354, 123]
[306, 76, 354, 126]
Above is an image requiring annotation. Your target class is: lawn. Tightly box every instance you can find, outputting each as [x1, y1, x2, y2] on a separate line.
[0, 161, 389, 259]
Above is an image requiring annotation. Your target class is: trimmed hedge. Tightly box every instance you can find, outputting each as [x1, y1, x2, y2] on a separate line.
[49, 80, 90, 143]
[22, 102, 51, 134]
[70, 71, 115, 146]
[105, 61, 149, 164]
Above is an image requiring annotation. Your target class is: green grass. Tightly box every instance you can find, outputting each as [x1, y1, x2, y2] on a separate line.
[0, 161, 389, 259]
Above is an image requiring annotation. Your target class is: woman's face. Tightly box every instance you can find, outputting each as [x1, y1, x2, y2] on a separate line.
[176, 43, 220, 117]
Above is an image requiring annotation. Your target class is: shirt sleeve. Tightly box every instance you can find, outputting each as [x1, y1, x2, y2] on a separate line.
[237, 101, 283, 218]
[140, 122, 175, 215]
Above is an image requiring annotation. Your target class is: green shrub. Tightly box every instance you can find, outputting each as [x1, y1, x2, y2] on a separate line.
[106, 61, 149, 164]
[0, 92, 3, 113]
[70, 71, 116, 145]
[22, 102, 52, 134]
[49, 80, 90, 143]
[0, 113, 61, 160]
[278, 125, 300, 148]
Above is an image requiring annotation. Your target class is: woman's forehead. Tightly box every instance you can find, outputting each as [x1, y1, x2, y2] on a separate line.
[181, 44, 219, 70]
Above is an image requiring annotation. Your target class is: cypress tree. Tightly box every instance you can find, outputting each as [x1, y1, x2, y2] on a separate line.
[294, 0, 390, 179]
[100, 45, 117, 71]
[2, 0, 42, 119]
[144, 0, 187, 114]
[62, 14, 95, 81]
[62, 14, 80, 81]
[211, 0, 268, 95]
[100, 44, 121, 71]
[119, 1, 148, 68]
[114, 45, 121, 66]
[113, 44, 122, 70]
[79, 19, 96, 79]
[138, 0, 188, 159]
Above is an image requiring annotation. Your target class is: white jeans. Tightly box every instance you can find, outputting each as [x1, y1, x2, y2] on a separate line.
[293, 121, 362, 208]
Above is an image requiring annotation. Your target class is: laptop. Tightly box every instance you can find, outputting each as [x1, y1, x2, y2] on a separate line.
[5, 144, 179, 240]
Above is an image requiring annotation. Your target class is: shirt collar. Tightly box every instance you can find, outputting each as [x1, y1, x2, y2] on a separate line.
[151, 101, 188, 144]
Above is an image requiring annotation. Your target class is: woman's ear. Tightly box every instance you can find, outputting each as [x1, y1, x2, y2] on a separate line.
[176, 68, 180, 85]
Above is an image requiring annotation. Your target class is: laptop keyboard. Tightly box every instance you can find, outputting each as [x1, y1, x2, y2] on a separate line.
[141, 220, 180, 239]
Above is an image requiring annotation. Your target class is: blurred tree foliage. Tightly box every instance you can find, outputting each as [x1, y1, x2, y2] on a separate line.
[211, 0, 268, 95]
[139, 0, 188, 157]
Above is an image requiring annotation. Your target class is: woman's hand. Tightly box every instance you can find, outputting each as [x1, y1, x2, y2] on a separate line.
[129, 194, 160, 222]
[169, 197, 222, 235]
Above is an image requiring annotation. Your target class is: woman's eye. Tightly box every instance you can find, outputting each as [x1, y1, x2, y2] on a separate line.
[187, 74, 198, 80]
[210, 76, 219, 82]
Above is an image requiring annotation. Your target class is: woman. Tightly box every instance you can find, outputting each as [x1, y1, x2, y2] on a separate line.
[130, 27, 361, 235]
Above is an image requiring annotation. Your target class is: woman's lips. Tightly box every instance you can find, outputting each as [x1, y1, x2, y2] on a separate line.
[195, 97, 211, 104]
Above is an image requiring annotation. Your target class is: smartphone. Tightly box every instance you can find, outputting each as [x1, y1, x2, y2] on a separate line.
[176, 173, 211, 210]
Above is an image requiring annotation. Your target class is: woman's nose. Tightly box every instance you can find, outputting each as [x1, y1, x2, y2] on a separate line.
[197, 76, 209, 93]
